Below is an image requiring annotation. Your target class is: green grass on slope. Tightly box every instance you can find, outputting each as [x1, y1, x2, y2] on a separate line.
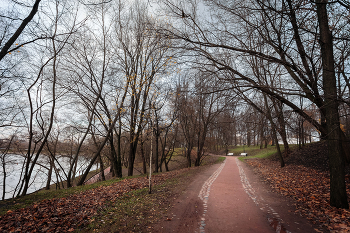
[232, 145, 281, 161]
[238, 149, 277, 161]
[229, 145, 261, 154]
[235, 144, 299, 161]
[216, 157, 226, 163]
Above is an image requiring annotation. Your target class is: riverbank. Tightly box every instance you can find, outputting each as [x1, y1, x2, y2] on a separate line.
[0, 153, 99, 200]
[0, 155, 221, 232]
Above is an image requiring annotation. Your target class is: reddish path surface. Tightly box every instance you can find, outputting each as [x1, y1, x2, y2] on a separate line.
[205, 157, 273, 233]
[156, 156, 318, 233]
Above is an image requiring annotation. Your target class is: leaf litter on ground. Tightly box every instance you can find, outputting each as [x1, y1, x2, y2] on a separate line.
[245, 141, 350, 233]
[0, 168, 189, 232]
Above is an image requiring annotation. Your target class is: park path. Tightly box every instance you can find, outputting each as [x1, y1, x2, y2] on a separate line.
[156, 156, 317, 233]
[203, 156, 273, 233]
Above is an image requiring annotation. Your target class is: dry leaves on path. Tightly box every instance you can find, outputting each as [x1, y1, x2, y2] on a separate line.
[246, 159, 350, 233]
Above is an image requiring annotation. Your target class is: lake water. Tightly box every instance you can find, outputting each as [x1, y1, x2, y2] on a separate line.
[0, 154, 97, 200]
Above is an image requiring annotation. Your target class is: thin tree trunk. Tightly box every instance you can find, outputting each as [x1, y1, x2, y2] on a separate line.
[77, 84, 130, 186]
[141, 146, 147, 174]
[186, 145, 192, 168]
[264, 94, 284, 167]
[273, 100, 290, 156]
[2, 156, 6, 200]
[45, 157, 53, 190]
[155, 131, 159, 173]
[260, 119, 264, 149]
[21, 35, 59, 196]
[140, 132, 147, 174]
[99, 154, 105, 181]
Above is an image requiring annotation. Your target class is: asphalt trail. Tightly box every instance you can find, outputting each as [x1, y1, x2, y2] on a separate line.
[156, 156, 317, 233]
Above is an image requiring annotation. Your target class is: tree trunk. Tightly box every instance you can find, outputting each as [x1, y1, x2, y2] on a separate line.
[116, 118, 123, 178]
[128, 142, 136, 176]
[264, 94, 285, 167]
[298, 119, 302, 150]
[234, 123, 237, 146]
[109, 131, 119, 178]
[155, 131, 159, 173]
[186, 145, 192, 168]
[21, 35, 58, 196]
[0, 0, 42, 61]
[99, 154, 105, 181]
[45, 157, 53, 190]
[140, 132, 147, 174]
[164, 160, 169, 172]
[141, 148, 147, 174]
[260, 118, 264, 149]
[2, 156, 6, 200]
[316, 0, 348, 208]
[273, 100, 290, 157]
[53, 165, 61, 190]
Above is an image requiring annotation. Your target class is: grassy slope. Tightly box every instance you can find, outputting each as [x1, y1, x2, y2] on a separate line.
[83, 168, 200, 232]
[229, 145, 280, 161]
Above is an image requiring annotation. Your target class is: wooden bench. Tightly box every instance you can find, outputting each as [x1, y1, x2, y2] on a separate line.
[240, 153, 248, 156]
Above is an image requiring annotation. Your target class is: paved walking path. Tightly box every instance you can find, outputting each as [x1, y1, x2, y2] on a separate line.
[203, 157, 274, 232]
[156, 156, 317, 233]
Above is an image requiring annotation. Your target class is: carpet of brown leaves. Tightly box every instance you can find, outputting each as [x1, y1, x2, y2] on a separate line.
[245, 142, 350, 233]
[0, 169, 189, 233]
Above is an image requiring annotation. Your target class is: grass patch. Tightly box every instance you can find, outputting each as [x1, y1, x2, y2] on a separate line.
[215, 157, 226, 163]
[234, 145, 280, 161]
[236, 144, 299, 161]
[238, 149, 277, 161]
[229, 145, 267, 154]
[173, 147, 184, 156]
[82, 167, 205, 232]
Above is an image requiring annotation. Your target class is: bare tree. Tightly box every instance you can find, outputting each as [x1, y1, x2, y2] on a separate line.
[113, 1, 174, 176]
[0, 0, 42, 61]
[16, 0, 80, 196]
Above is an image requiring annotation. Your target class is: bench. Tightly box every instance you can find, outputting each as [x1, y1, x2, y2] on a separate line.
[227, 153, 234, 156]
[240, 153, 248, 156]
